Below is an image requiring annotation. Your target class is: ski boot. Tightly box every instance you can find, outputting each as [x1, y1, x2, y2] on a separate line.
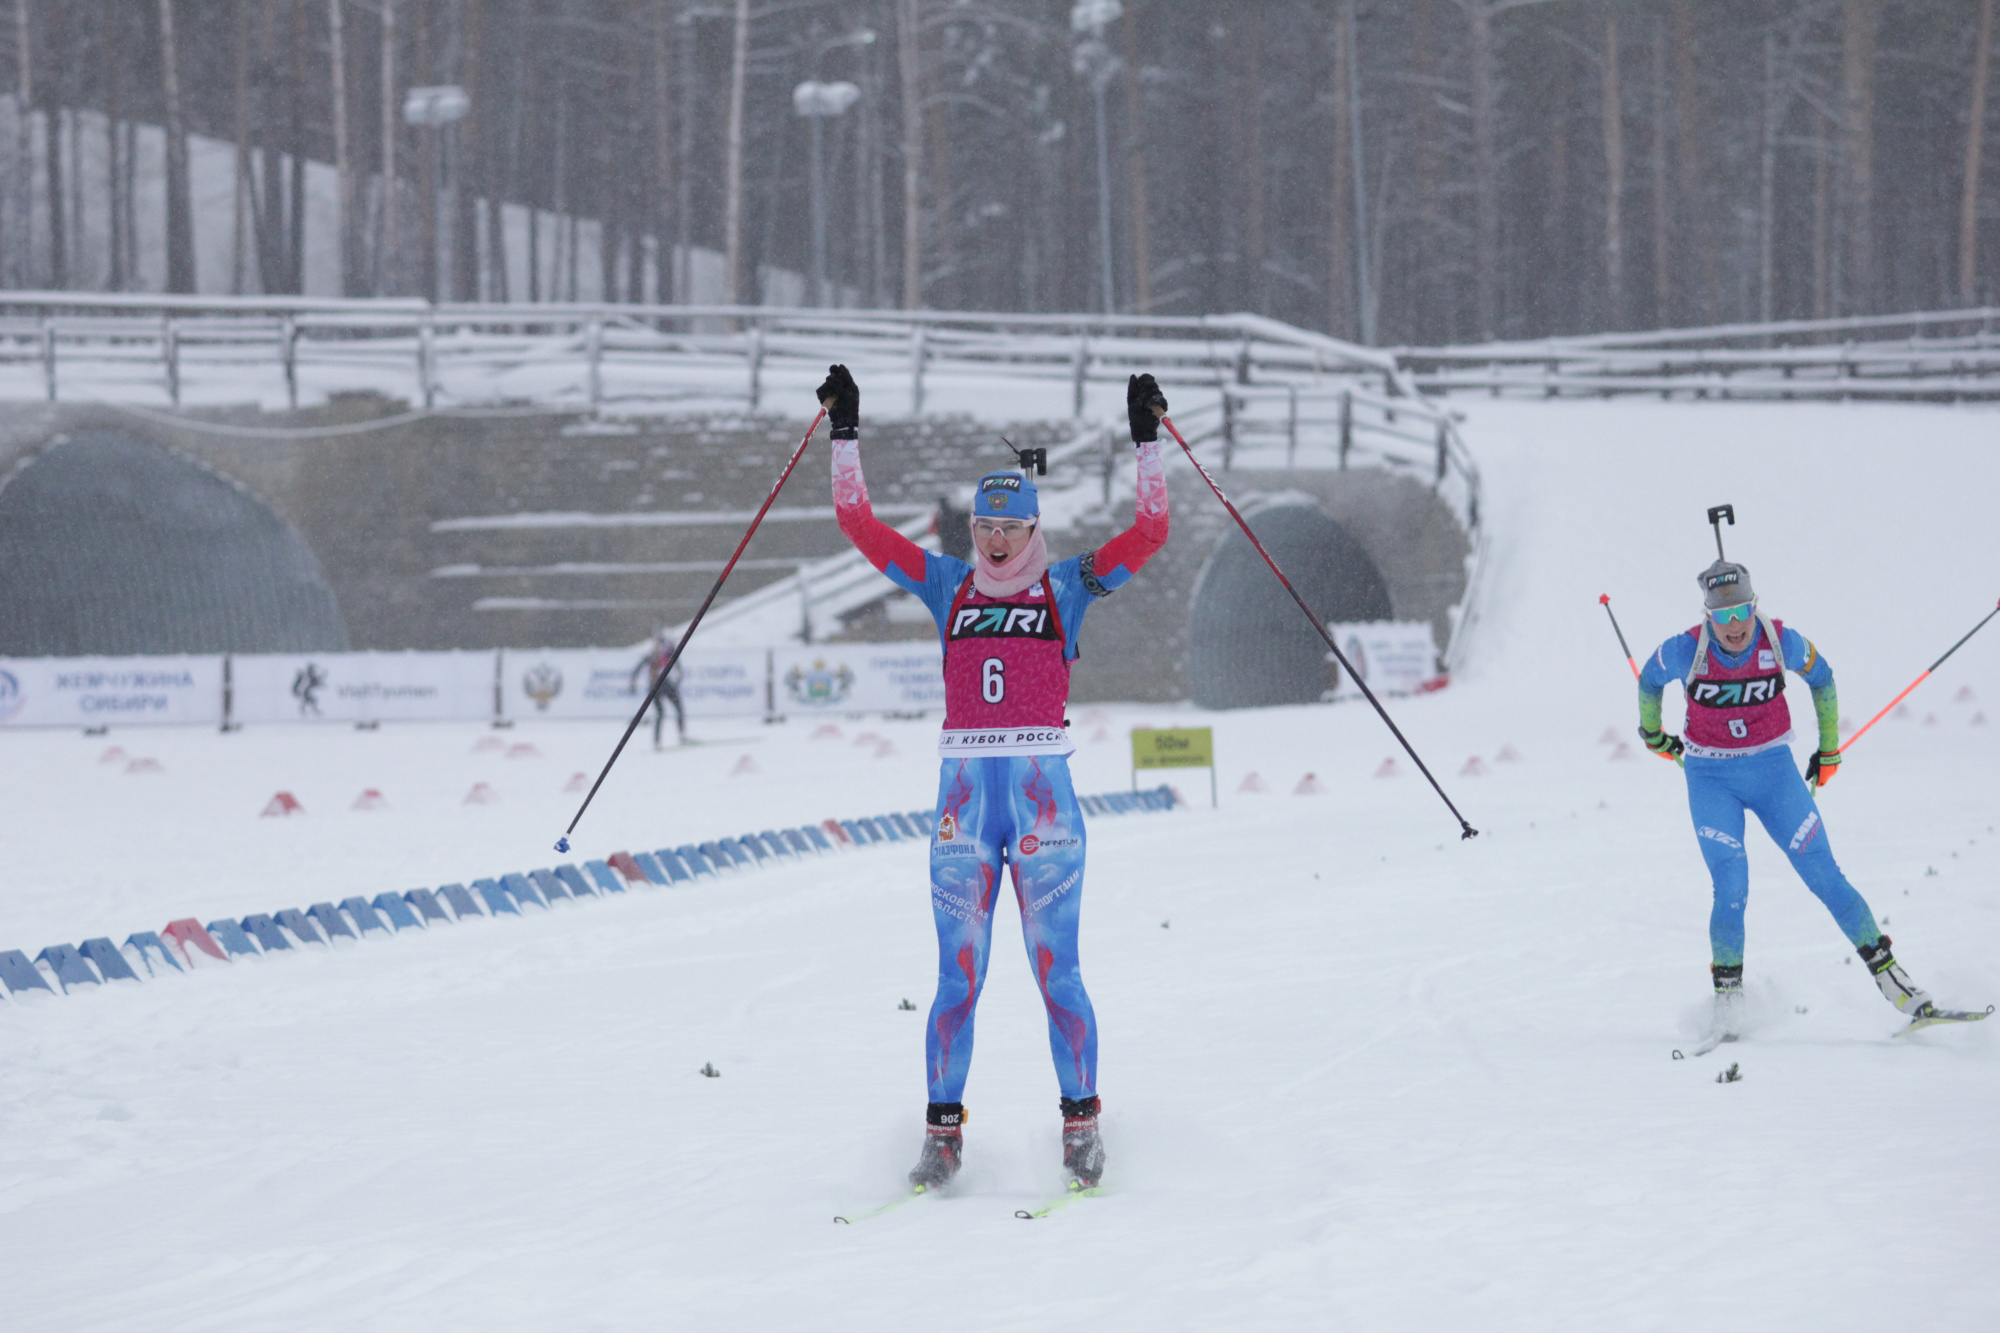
[1060, 1095, 1105, 1189]
[1710, 963, 1745, 1041]
[908, 1102, 964, 1192]
[1859, 937, 1934, 1017]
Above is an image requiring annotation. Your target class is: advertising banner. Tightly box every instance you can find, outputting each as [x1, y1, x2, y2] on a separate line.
[771, 643, 945, 717]
[230, 651, 499, 725]
[0, 655, 223, 728]
[500, 647, 771, 721]
[1325, 622, 1441, 700]
[679, 648, 772, 718]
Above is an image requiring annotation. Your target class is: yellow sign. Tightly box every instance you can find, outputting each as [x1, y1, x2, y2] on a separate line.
[1131, 726, 1214, 770]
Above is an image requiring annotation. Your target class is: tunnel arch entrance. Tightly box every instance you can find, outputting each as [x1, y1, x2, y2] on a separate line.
[1186, 503, 1392, 709]
[0, 430, 349, 656]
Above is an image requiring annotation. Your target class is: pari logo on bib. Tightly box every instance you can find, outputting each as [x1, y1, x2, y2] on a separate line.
[949, 604, 1059, 640]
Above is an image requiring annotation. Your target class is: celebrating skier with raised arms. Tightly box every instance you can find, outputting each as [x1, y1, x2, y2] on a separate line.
[1637, 555, 1985, 1048]
[817, 363, 1170, 1198]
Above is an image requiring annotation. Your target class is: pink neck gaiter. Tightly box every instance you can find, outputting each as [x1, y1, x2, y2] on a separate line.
[972, 527, 1050, 598]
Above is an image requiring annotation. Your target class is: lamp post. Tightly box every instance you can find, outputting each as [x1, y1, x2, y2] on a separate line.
[403, 84, 470, 304]
[793, 26, 873, 309]
[1071, 0, 1121, 316]
[792, 79, 860, 307]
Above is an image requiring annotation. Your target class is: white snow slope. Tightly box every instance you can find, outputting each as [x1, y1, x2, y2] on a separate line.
[4, 399, 1999, 1332]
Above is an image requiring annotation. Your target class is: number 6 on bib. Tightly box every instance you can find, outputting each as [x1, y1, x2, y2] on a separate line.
[982, 658, 1005, 703]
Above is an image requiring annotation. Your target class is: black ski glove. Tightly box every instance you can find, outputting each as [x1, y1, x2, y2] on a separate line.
[1127, 373, 1167, 445]
[818, 364, 859, 439]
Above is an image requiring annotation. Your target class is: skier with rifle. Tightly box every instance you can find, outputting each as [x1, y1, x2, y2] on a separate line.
[1637, 559, 1982, 1042]
[818, 363, 1170, 1195]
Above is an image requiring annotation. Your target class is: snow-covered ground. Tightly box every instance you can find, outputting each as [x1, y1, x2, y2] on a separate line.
[4, 399, 1999, 1331]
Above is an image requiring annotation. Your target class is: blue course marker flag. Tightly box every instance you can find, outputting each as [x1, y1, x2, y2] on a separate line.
[436, 884, 484, 918]
[206, 919, 261, 956]
[37, 944, 101, 991]
[403, 888, 451, 923]
[0, 949, 54, 994]
[677, 845, 715, 876]
[371, 893, 423, 930]
[475, 879, 520, 916]
[307, 904, 357, 940]
[531, 869, 571, 902]
[780, 829, 810, 856]
[340, 897, 392, 934]
[697, 841, 733, 871]
[736, 834, 771, 863]
[652, 849, 693, 884]
[239, 914, 293, 951]
[275, 909, 326, 945]
[501, 872, 546, 908]
[78, 938, 141, 982]
[760, 830, 794, 858]
[556, 865, 596, 898]
[715, 837, 751, 867]
[584, 861, 623, 895]
[802, 826, 833, 853]
[125, 931, 184, 974]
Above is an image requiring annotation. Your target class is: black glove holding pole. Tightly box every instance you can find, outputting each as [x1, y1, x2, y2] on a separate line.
[818, 364, 859, 439]
[1127, 373, 1167, 445]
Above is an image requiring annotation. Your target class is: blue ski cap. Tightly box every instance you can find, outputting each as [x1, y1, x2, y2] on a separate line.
[974, 471, 1038, 519]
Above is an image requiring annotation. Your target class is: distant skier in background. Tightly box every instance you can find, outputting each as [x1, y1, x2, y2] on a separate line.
[1638, 560, 1974, 1041]
[631, 629, 686, 749]
[819, 362, 1170, 1196]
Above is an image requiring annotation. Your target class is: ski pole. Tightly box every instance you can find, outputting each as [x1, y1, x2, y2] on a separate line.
[1838, 596, 2000, 755]
[1599, 594, 1640, 679]
[1157, 414, 1479, 840]
[556, 408, 828, 851]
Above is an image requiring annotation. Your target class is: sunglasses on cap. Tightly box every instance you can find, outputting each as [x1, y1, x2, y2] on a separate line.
[1709, 601, 1756, 626]
[972, 518, 1034, 538]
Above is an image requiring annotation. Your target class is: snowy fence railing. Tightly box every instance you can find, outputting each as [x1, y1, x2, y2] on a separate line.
[0, 292, 1408, 412]
[0, 290, 1481, 535]
[1400, 305, 2000, 402]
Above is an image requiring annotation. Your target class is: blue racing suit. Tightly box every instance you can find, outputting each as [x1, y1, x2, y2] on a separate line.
[1640, 622, 1883, 967]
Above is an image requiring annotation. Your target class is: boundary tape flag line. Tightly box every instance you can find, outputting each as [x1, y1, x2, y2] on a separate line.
[0, 787, 1182, 1003]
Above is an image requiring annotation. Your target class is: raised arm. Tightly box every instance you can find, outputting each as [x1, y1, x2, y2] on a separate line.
[1083, 374, 1172, 593]
[1088, 439, 1168, 590]
[821, 364, 929, 596]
